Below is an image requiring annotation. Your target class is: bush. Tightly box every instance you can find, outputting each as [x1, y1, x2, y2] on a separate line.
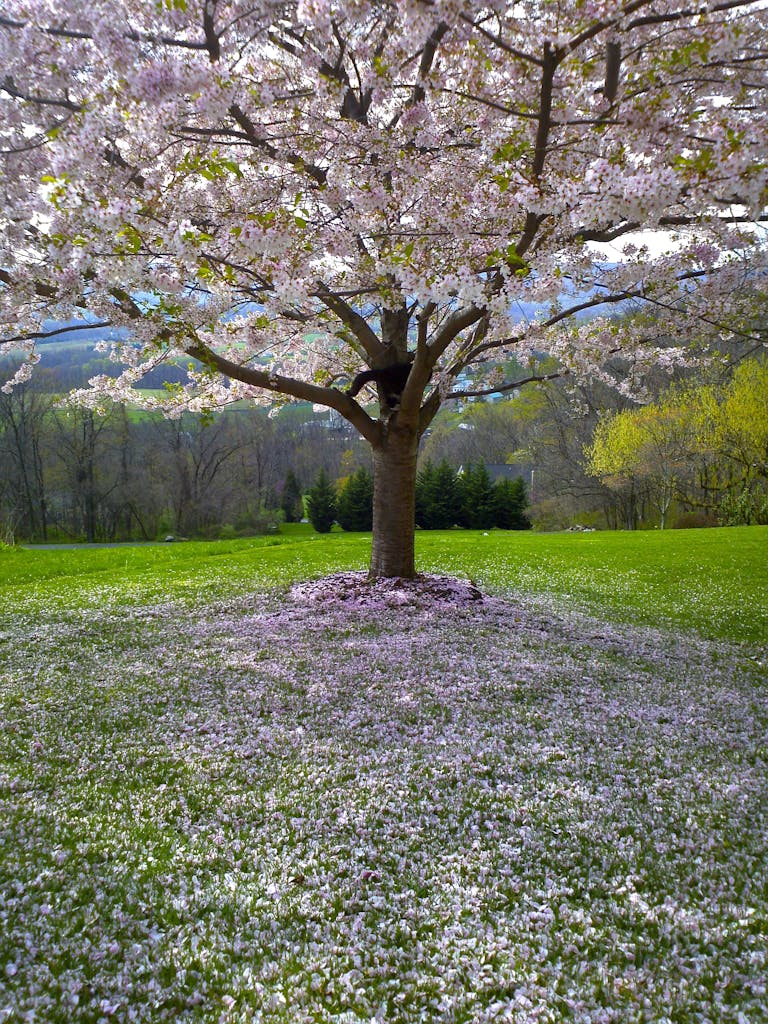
[336, 467, 373, 531]
[305, 469, 337, 533]
[233, 506, 283, 535]
[673, 511, 718, 529]
[718, 489, 768, 527]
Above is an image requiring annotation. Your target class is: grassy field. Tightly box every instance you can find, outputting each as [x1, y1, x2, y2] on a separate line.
[4, 524, 767, 643]
[1, 527, 766, 1022]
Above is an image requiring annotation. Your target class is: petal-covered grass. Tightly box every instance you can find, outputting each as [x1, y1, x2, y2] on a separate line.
[1, 528, 766, 1022]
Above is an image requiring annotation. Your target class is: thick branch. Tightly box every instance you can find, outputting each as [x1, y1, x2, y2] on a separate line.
[576, 210, 767, 244]
[427, 305, 486, 363]
[458, 13, 542, 66]
[314, 286, 383, 360]
[0, 268, 57, 299]
[627, 0, 761, 31]
[567, 0, 657, 50]
[227, 102, 327, 186]
[2, 320, 112, 345]
[1, 75, 79, 111]
[412, 22, 449, 106]
[186, 342, 382, 444]
[515, 42, 559, 258]
[0, 13, 210, 51]
[418, 387, 441, 437]
[531, 43, 558, 183]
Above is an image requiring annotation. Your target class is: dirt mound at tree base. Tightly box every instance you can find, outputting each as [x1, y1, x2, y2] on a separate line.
[289, 571, 483, 610]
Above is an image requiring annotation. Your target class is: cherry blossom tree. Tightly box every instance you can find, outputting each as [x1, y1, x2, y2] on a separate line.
[1, 0, 766, 576]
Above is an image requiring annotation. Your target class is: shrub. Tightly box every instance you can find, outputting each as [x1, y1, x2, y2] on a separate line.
[718, 489, 768, 527]
[672, 511, 718, 529]
[233, 506, 283, 535]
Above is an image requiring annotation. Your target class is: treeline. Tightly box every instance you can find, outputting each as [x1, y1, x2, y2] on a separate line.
[2, 351, 765, 542]
[420, 356, 768, 531]
[0, 387, 367, 544]
[302, 461, 531, 533]
[585, 359, 768, 529]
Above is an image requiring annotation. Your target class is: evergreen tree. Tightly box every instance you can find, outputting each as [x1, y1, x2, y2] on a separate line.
[415, 461, 437, 528]
[431, 460, 461, 529]
[458, 463, 496, 529]
[336, 466, 373, 531]
[493, 476, 532, 530]
[305, 469, 337, 534]
[280, 469, 304, 523]
[415, 459, 460, 529]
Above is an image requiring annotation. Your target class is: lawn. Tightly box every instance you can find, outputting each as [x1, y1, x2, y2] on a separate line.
[0, 527, 766, 1022]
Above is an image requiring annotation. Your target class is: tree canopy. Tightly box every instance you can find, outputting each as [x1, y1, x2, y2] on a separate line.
[1, 0, 767, 574]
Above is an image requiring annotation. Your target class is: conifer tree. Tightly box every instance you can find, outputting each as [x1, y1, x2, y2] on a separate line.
[493, 477, 532, 530]
[416, 460, 461, 530]
[280, 470, 304, 524]
[305, 469, 336, 534]
[458, 464, 496, 530]
[415, 461, 438, 530]
[336, 467, 373, 532]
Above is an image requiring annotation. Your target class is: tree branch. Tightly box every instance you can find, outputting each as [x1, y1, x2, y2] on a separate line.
[1, 74, 79, 111]
[185, 342, 382, 444]
[427, 306, 486, 363]
[227, 102, 327, 186]
[458, 13, 543, 66]
[2, 321, 112, 345]
[314, 285, 383, 360]
[0, 13, 210, 51]
[448, 369, 566, 400]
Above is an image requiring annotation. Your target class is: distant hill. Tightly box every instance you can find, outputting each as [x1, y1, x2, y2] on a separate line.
[1, 319, 190, 391]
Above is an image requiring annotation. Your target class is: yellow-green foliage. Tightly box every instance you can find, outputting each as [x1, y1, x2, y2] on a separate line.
[586, 359, 768, 488]
[585, 400, 694, 485]
[695, 359, 768, 473]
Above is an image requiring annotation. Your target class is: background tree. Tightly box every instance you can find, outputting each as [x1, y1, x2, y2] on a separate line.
[148, 414, 248, 536]
[586, 360, 768, 527]
[585, 410, 650, 530]
[421, 401, 527, 469]
[280, 469, 305, 525]
[305, 469, 337, 535]
[696, 360, 768, 487]
[585, 402, 694, 529]
[51, 406, 121, 543]
[0, 384, 53, 541]
[493, 477, 532, 531]
[1, 2, 767, 575]
[415, 459, 461, 530]
[458, 463, 497, 530]
[336, 467, 374, 532]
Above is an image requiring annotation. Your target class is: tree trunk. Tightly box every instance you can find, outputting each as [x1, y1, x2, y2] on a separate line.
[370, 423, 419, 578]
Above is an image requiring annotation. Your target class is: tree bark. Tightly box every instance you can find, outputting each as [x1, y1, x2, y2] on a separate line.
[370, 421, 419, 578]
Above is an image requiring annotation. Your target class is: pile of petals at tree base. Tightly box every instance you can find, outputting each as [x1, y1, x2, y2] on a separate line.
[289, 571, 483, 609]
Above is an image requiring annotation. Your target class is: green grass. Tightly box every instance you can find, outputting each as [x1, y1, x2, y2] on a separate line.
[418, 525, 768, 645]
[2, 525, 766, 644]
